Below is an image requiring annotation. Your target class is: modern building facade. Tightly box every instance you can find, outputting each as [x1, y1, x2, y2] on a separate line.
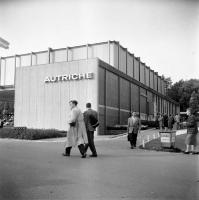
[0, 41, 180, 134]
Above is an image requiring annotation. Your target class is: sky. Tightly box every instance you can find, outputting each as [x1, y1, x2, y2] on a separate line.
[0, 0, 199, 83]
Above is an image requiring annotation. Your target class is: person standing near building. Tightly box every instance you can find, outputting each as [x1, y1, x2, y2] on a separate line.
[158, 114, 164, 131]
[168, 114, 175, 130]
[163, 113, 168, 131]
[62, 100, 88, 158]
[84, 103, 98, 157]
[127, 112, 141, 149]
[182, 108, 198, 154]
[175, 113, 180, 130]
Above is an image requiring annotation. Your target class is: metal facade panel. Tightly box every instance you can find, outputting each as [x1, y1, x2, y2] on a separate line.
[36, 52, 48, 65]
[119, 46, 127, 73]
[154, 74, 158, 91]
[134, 58, 139, 81]
[120, 78, 130, 110]
[98, 106, 105, 135]
[106, 107, 119, 127]
[140, 63, 145, 84]
[91, 43, 109, 64]
[149, 70, 154, 89]
[145, 67, 150, 87]
[3, 57, 15, 85]
[53, 49, 67, 62]
[106, 71, 119, 107]
[131, 83, 139, 112]
[20, 55, 31, 67]
[99, 67, 105, 105]
[127, 53, 133, 78]
[110, 43, 118, 69]
[158, 77, 161, 93]
[120, 111, 129, 125]
[71, 46, 87, 60]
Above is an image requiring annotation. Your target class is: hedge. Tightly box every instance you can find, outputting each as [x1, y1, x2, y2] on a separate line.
[0, 127, 67, 140]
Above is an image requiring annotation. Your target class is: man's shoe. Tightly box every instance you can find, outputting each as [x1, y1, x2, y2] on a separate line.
[190, 151, 198, 155]
[89, 154, 97, 157]
[81, 154, 87, 158]
[131, 146, 134, 149]
[62, 153, 70, 156]
[183, 151, 190, 154]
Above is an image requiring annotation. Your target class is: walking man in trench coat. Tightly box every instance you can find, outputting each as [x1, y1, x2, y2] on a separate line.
[84, 103, 98, 157]
[62, 100, 88, 158]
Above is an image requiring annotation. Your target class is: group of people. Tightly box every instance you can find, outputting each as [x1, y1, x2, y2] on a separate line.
[62, 100, 98, 158]
[63, 100, 198, 157]
[157, 113, 180, 131]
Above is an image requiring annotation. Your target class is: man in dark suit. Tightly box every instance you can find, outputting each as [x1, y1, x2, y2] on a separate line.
[84, 103, 98, 157]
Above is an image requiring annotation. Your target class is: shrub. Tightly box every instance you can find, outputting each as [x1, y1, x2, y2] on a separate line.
[0, 127, 66, 140]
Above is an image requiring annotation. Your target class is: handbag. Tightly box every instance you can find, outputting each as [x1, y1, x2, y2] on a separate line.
[127, 133, 130, 141]
[70, 122, 76, 127]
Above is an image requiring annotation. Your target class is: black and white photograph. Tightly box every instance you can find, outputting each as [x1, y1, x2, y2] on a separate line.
[0, 0, 198, 199]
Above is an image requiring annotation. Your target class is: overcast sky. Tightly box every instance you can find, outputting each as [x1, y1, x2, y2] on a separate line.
[0, 0, 198, 83]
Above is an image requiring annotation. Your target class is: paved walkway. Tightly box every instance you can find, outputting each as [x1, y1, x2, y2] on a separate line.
[0, 131, 198, 200]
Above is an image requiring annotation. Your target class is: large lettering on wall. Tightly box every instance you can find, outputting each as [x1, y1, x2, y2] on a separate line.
[44, 72, 94, 83]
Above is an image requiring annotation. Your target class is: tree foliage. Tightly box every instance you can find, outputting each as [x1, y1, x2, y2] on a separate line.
[167, 79, 199, 111]
[189, 91, 199, 114]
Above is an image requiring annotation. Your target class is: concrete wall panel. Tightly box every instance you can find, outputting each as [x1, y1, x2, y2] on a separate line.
[14, 59, 98, 130]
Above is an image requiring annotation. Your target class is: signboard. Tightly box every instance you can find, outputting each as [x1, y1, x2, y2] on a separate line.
[160, 132, 170, 143]
[44, 72, 94, 83]
[160, 131, 176, 148]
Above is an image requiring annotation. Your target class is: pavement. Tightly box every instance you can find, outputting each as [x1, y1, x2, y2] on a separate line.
[0, 129, 198, 200]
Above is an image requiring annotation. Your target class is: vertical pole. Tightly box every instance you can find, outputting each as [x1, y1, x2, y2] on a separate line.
[86, 44, 89, 59]
[108, 40, 110, 65]
[66, 47, 69, 62]
[149, 68, 151, 88]
[142, 140, 145, 148]
[118, 77, 120, 124]
[118, 41, 120, 70]
[14, 55, 17, 87]
[132, 54, 134, 78]
[104, 70, 107, 134]
[0, 57, 1, 86]
[126, 48, 128, 74]
[30, 52, 33, 66]
[129, 82, 131, 114]
[144, 63, 146, 85]
[4, 58, 6, 86]
[138, 57, 141, 118]
[48, 47, 51, 64]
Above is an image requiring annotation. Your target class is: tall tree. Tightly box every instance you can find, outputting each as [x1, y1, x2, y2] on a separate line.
[167, 79, 199, 111]
[189, 91, 199, 114]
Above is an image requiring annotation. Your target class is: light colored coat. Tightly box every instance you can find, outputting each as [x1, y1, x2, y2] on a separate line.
[65, 106, 88, 147]
[127, 116, 141, 134]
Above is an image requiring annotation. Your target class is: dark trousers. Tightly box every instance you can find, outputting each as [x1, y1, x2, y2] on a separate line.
[130, 134, 138, 147]
[85, 131, 97, 155]
[65, 144, 85, 156]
